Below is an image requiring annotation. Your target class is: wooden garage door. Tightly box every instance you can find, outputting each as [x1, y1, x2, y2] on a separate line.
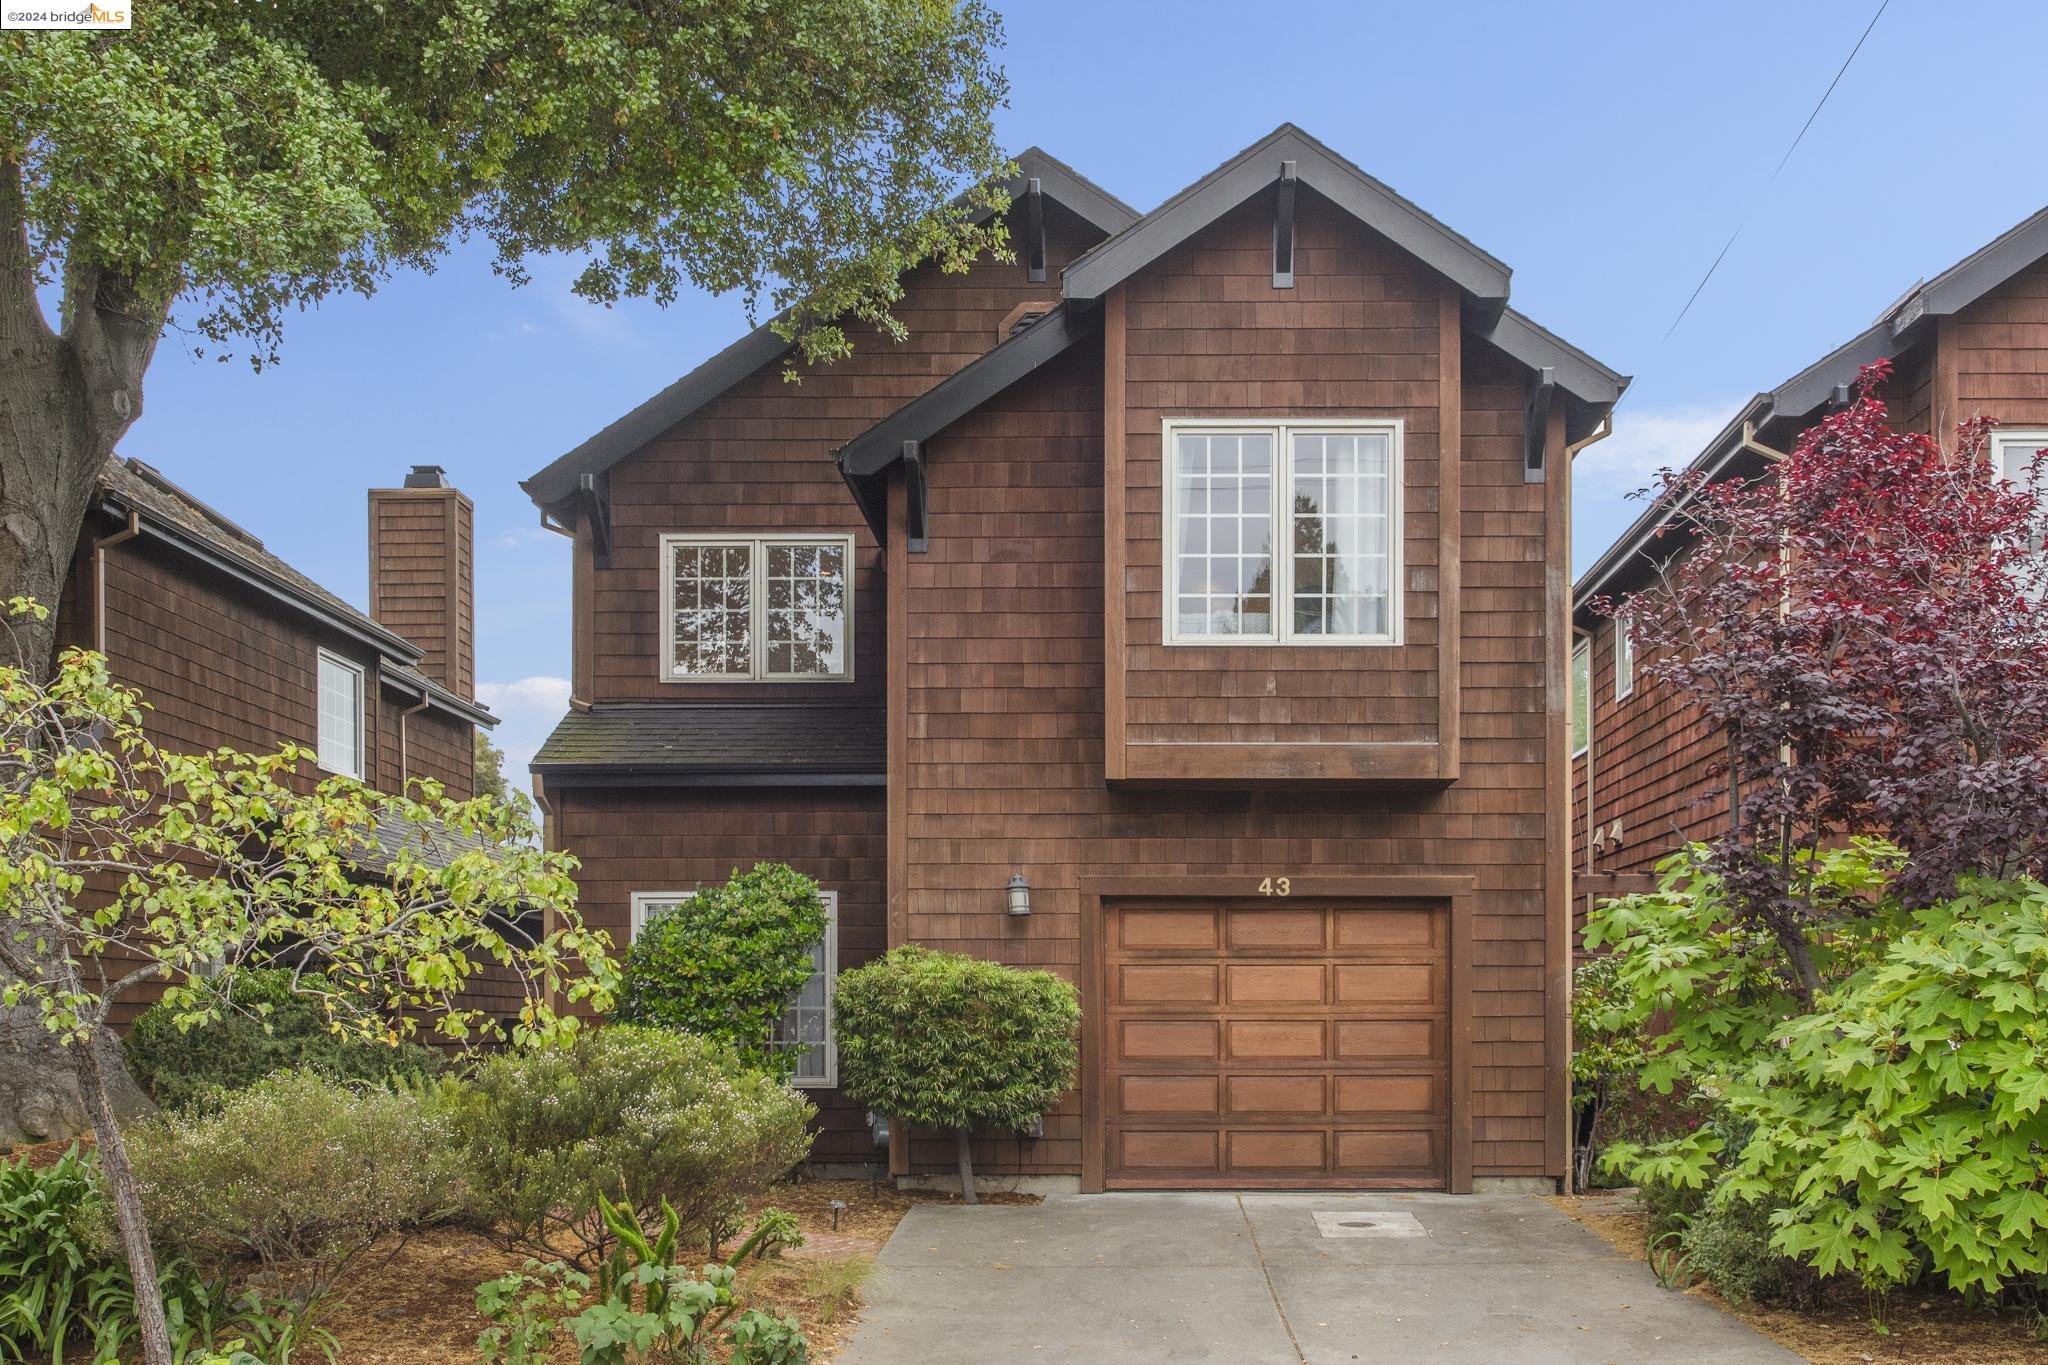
[1103, 901, 1448, 1190]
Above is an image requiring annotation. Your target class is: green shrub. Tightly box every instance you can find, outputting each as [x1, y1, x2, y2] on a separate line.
[125, 968, 444, 1111]
[613, 864, 830, 1078]
[1590, 845, 2048, 1295]
[1678, 1197, 1816, 1307]
[449, 1025, 813, 1267]
[834, 946, 1079, 1203]
[127, 1070, 464, 1304]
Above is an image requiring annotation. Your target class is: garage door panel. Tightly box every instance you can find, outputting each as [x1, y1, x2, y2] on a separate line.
[1120, 1130, 1221, 1172]
[1333, 906, 1439, 950]
[1332, 1018, 1441, 1061]
[1226, 907, 1325, 950]
[1226, 1130, 1326, 1172]
[1333, 1073, 1440, 1116]
[1333, 962, 1442, 1008]
[1224, 1019, 1327, 1061]
[1119, 907, 1219, 951]
[1118, 963, 1220, 1006]
[1224, 1074, 1327, 1117]
[1224, 963, 1326, 1005]
[1103, 902, 1449, 1190]
[1117, 1074, 1221, 1117]
[1118, 1018, 1220, 1061]
[1333, 1129, 1438, 1173]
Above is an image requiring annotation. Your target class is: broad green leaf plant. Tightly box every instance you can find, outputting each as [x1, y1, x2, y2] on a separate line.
[1587, 839, 2048, 1295]
[0, 603, 616, 1363]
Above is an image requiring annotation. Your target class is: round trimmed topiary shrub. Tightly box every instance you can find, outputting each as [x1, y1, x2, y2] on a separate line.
[834, 946, 1079, 1203]
[612, 863, 829, 1078]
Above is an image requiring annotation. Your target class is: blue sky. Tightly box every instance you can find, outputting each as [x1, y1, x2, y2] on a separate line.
[111, 0, 2048, 774]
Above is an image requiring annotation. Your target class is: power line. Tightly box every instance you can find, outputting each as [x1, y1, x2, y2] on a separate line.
[1661, 0, 1891, 343]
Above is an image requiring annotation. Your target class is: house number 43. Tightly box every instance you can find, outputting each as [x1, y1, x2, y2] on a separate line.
[1257, 877, 1292, 897]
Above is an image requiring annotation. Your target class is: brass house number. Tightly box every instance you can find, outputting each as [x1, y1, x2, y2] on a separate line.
[1257, 877, 1292, 897]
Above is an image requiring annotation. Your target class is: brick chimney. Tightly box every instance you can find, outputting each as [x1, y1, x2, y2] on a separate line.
[368, 465, 475, 699]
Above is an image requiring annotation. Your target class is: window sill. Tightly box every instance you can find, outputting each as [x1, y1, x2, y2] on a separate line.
[1116, 741, 1451, 786]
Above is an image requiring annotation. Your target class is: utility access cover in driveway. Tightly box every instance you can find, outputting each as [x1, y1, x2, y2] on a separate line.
[1311, 1209, 1425, 1238]
[836, 1193, 1800, 1364]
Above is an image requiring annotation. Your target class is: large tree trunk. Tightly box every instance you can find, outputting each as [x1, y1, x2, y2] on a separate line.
[1, 159, 159, 678]
[76, 1037, 172, 1365]
[954, 1127, 977, 1205]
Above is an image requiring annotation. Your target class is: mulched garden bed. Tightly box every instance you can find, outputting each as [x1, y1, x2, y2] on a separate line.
[1550, 1193, 2048, 1364]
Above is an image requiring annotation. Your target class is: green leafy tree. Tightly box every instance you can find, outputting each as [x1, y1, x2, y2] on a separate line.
[1588, 841, 2048, 1296]
[834, 946, 1078, 1203]
[613, 863, 829, 1076]
[0, 1, 1011, 676]
[474, 731, 535, 826]
[0, 603, 616, 1364]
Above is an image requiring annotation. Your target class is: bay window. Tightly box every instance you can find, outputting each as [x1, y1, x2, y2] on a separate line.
[1164, 420, 1402, 645]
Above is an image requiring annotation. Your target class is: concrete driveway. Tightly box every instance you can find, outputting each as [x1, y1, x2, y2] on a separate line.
[836, 1192, 1798, 1364]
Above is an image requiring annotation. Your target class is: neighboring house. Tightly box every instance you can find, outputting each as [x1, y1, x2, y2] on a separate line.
[1572, 206, 2048, 913]
[51, 457, 498, 1027]
[524, 127, 1626, 1192]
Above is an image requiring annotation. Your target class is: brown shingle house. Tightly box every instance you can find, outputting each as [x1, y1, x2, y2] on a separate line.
[524, 128, 1626, 1192]
[1572, 206, 2048, 912]
[52, 457, 498, 1027]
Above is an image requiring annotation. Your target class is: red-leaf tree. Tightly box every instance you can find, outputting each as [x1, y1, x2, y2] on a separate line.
[1599, 361, 2048, 999]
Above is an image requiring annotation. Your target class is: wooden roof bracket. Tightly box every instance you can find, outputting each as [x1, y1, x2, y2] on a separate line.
[1024, 177, 1047, 283]
[578, 471, 612, 566]
[1523, 367, 1557, 482]
[1272, 160, 1298, 289]
[903, 441, 930, 554]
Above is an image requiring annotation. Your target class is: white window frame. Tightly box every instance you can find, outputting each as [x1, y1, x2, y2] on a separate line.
[657, 533, 856, 684]
[627, 887, 839, 1089]
[1160, 417, 1405, 647]
[1613, 622, 1636, 703]
[1572, 635, 1592, 759]
[314, 649, 365, 779]
[1992, 429, 2048, 600]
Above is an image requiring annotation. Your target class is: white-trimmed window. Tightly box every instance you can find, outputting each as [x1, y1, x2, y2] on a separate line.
[659, 534, 852, 682]
[1613, 622, 1636, 702]
[1163, 419, 1402, 645]
[1992, 429, 2048, 566]
[628, 888, 839, 1088]
[315, 650, 364, 779]
[1572, 636, 1591, 757]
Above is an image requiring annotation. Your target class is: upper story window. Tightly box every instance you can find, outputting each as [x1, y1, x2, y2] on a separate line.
[1163, 419, 1402, 645]
[660, 534, 852, 683]
[1992, 429, 2048, 561]
[1613, 622, 1636, 702]
[1572, 636, 1591, 757]
[629, 888, 839, 1088]
[315, 650, 364, 779]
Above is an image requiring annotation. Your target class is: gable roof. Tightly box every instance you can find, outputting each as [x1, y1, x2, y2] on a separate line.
[1062, 124, 1512, 309]
[1574, 202, 2048, 619]
[520, 148, 1140, 511]
[95, 457, 496, 728]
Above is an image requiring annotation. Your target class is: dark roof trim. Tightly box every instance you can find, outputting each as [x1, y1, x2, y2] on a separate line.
[525, 767, 885, 788]
[1474, 306, 1630, 408]
[97, 493, 418, 662]
[521, 148, 1137, 510]
[836, 306, 1094, 478]
[1573, 319, 1905, 617]
[380, 666, 498, 729]
[1063, 124, 1511, 308]
[1891, 204, 2048, 336]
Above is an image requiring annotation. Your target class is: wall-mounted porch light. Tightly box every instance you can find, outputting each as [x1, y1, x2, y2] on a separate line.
[1006, 874, 1031, 917]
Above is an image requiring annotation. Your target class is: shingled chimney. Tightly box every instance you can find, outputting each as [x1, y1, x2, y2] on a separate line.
[368, 465, 475, 699]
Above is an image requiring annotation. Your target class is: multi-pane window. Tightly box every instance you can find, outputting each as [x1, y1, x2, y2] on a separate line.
[661, 535, 851, 682]
[1614, 622, 1636, 702]
[315, 651, 363, 779]
[1993, 430, 2048, 565]
[1165, 421, 1401, 644]
[629, 889, 839, 1088]
[1572, 636, 1591, 756]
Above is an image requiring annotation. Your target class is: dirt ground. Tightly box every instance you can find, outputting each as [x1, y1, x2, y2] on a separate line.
[1550, 1193, 2048, 1365]
[329, 1178, 1034, 1363]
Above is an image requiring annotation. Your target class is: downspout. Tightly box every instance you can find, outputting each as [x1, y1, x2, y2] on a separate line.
[398, 693, 430, 788]
[530, 772, 563, 1017]
[94, 510, 142, 655]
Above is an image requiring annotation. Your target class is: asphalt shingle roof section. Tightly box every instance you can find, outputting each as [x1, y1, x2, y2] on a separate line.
[533, 704, 886, 780]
